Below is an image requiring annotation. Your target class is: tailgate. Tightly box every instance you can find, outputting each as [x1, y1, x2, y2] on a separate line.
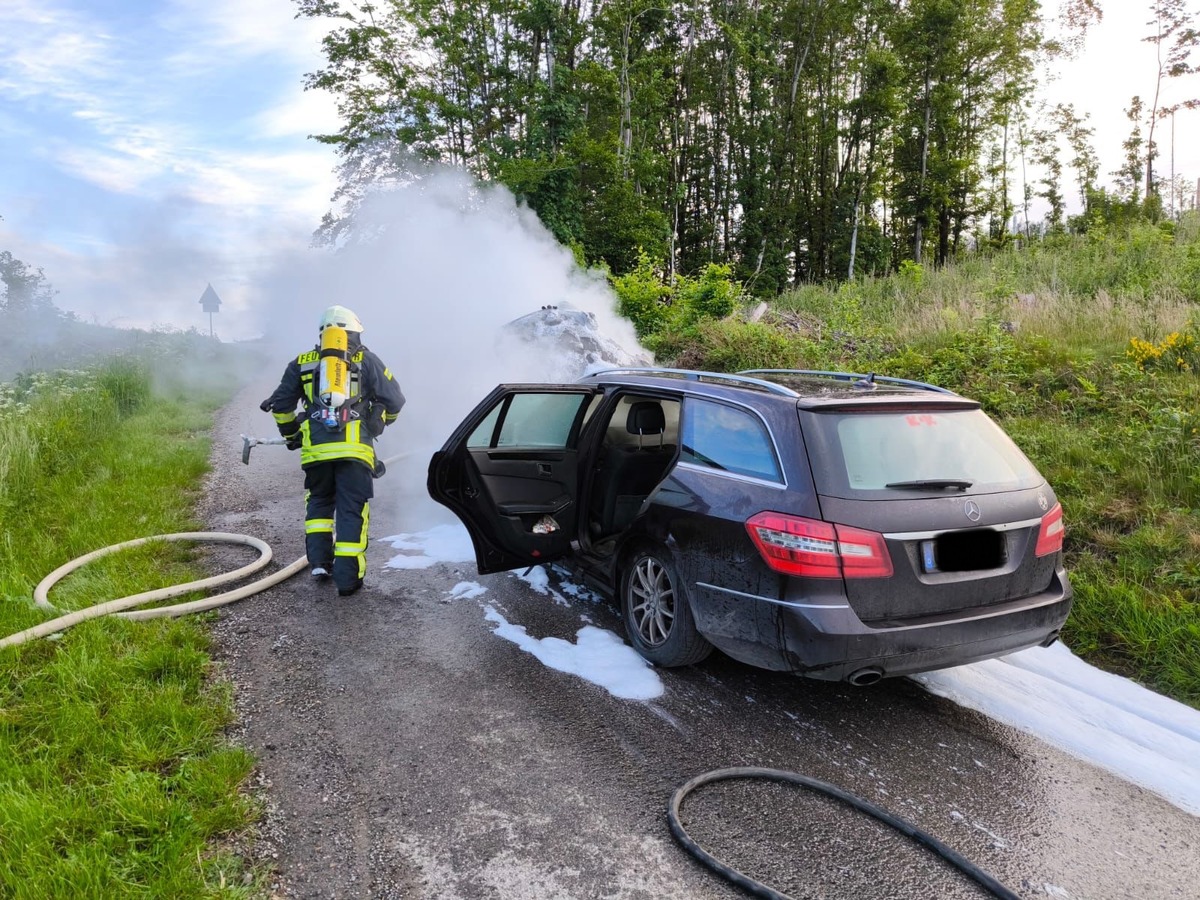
[819, 490, 1058, 623]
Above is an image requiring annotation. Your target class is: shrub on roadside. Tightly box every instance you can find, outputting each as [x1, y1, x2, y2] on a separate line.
[611, 251, 745, 339]
[654, 319, 812, 372]
[95, 358, 152, 415]
[611, 250, 671, 337]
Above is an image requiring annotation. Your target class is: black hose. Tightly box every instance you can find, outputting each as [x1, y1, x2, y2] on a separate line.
[668, 767, 1022, 900]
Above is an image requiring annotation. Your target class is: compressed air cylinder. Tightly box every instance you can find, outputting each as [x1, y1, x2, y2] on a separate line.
[318, 325, 349, 409]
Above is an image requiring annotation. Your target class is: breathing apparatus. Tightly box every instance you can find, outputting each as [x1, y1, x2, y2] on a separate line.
[316, 306, 363, 431]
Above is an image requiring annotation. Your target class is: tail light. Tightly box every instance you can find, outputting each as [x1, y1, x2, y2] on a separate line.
[745, 512, 893, 579]
[1035, 503, 1064, 557]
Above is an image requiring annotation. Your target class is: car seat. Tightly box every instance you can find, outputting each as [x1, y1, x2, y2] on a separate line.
[592, 401, 676, 537]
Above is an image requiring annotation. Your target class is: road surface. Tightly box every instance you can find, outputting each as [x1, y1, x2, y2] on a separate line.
[205, 381, 1200, 900]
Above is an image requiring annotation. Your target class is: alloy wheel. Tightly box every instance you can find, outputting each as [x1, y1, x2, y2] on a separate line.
[629, 555, 676, 647]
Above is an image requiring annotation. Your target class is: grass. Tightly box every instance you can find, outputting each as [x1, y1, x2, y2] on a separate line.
[653, 220, 1200, 708]
[1001, 386, 1200, 698]
[0, 356, 260, 898]
[771, 218, 1200, 356]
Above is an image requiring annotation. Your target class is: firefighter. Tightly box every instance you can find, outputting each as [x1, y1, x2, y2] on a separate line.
[261, 306, 405, 596]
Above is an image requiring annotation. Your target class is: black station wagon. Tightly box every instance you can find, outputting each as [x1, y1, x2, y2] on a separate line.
[427, 368, 1072, 684]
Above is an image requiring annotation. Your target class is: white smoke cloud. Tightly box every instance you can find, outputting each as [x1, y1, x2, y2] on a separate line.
[254, 166, 651, 528]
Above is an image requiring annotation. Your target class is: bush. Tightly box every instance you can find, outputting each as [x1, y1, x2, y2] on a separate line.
[611, 250, 671, 338]
[611, 253, 744, 338]
[675, 264, 740, 325]
[652, 319, 812, 372]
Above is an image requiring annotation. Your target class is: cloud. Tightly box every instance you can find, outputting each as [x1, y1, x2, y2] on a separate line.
[52, 147, 155, 195]
[0, 1, 117, 155]
[255, 86, 342, 141]
[160, 0, 331, 66]
[0, 0, 343, 328]
[0, 0, 336, 200]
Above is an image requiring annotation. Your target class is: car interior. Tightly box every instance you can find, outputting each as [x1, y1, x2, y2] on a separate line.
[588, 394, 681, 541]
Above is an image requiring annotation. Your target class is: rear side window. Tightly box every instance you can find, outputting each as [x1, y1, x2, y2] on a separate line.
[681, 399, 782, 482]
[468, 393, 590, 449]
[804, 408, 1042, 496]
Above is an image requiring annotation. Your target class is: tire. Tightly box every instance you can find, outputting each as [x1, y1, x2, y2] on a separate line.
[621, 546, 713, 667]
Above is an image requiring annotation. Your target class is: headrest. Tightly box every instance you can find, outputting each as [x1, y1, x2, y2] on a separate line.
[626, 401, 665, 435]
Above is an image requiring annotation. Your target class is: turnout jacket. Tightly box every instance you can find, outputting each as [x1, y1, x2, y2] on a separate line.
[264, 339, 405, 469]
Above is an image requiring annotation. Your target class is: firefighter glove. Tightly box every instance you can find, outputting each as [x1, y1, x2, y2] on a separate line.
[285, 432, 303, 451]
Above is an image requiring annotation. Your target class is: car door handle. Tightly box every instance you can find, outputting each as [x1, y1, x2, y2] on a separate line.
[537, 463, 553, 476]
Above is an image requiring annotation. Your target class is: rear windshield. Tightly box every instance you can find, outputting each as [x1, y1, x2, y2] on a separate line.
[801, 408, 1043, 498]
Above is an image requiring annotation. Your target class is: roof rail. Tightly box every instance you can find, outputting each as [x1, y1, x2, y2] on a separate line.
[582, 367, 800, 397]
[738, 369, 957, 395]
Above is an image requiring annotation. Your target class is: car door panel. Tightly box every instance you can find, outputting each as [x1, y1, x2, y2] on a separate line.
[428, 385, 600, 574]
[470, 450, 575, 513]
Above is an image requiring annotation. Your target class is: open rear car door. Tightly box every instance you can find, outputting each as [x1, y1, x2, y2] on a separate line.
[427, 384, 602, 574]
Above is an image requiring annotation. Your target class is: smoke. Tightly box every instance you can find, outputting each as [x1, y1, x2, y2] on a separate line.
[254, 166, 651, 529]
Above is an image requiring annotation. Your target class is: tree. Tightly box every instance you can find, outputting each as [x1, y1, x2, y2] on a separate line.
[1117, 96, 1146, 207]
[1030, 126, 1066, 230]
[0, 250, 56, 314]
[1142, 0, 1200, 205]
[1060, 0, 1103, 51]
[295, 0, 1051, 281]
[889, 0, 1043, 265]
[1052, 103, 1099, 216]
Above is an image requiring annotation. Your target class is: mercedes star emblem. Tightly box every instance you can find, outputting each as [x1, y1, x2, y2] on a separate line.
[964, 499, 981, 522]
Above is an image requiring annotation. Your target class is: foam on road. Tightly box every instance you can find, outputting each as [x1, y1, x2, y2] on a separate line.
[382, 522, 1200, 815]
[915, 642, 1200, 816]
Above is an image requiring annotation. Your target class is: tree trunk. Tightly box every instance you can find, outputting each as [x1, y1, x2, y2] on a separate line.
[619, 17, 633, 177]
[1146, 11, 1164, 200]
[848, 197, 860, 279]
[914, 72, 932, 264]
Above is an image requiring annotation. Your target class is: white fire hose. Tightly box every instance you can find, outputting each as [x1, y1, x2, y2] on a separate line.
[0, 448, 407, 650]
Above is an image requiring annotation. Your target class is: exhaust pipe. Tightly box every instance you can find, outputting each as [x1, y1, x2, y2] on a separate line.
[847, 667, 884, 687]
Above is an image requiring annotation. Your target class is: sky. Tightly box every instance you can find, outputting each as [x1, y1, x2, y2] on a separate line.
[0, 0, 340, 333]
[382, 524, 1200, 817]
[0, 0, 1197, 335]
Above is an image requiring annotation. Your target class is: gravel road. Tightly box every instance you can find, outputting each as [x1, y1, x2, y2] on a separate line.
[204, 381, 1200, 900]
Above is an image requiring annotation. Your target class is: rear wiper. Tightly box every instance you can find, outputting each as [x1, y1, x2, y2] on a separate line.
[885, 479, 973, 491]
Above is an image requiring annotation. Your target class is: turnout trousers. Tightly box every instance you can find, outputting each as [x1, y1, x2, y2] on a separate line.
[303, 458, 374, 592]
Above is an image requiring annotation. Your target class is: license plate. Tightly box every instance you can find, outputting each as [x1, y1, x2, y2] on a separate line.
[922, 530, 1006, 573]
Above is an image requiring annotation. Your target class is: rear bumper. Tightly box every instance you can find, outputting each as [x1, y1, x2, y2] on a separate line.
[690, 568, 1073, 681]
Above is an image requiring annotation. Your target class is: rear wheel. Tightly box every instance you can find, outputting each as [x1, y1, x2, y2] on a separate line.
[621, 547, 712, 667]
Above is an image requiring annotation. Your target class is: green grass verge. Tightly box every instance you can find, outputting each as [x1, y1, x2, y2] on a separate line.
[0, 358, 260, 898]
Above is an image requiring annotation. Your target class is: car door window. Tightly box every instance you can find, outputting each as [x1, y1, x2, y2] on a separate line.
[467, 403, 504, 449]
[681, 399, 782, 482]
[469, 393, 591, 450]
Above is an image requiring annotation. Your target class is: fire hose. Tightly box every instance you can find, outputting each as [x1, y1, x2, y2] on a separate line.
[0, 447, 406, 650]
[670, 769, 1021, 900]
